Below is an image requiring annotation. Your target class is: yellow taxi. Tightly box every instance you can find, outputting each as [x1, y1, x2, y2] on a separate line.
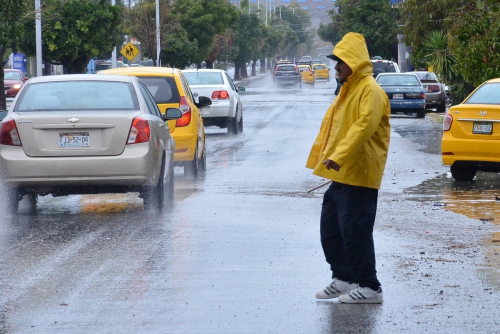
[312, 64, 330, 81]
[297, 65, 315, 84]
[99, 67, 209, 176]
[442, 78, 500, 181]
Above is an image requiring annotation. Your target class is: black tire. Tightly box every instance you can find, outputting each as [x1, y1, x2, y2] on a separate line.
[450, 165, 476, 182]
[228, 114, 238, 135]
[237, 109, 243, 133]
[437, 100, 446, 113]
[166, 171, 174, 203]
[24, 193, 38, 214]
[416, 109, 425, 119]
[184, 146, 199, 176]
[144, 160, 165, 211]
[199, 139, 207, 172]
[7, 187, 20, 214]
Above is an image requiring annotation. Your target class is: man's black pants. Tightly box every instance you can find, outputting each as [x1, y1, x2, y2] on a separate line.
[320, 181, 381, 291]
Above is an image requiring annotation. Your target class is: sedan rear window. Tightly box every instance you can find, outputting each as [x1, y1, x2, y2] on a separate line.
[414, 72, 438, 82]
[277, 66, 296, 72]
[465, 83, 500, 104]
[15, 81, 139, 111]
[313, 65, 326, 70]
[372, 62, 397, 75]
[139, 77, 180, 104]
[377, 75, 420, 86]
[183, 72, 224, 85]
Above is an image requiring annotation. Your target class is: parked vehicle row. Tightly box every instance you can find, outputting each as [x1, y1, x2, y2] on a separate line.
[274, 60, 330, 88]
[0, 68, 245, 213]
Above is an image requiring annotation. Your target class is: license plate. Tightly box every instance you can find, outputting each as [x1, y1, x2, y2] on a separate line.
[393, 94, 404, 99]
[473, 122, 493, 135]
[59, 132, 90, 147]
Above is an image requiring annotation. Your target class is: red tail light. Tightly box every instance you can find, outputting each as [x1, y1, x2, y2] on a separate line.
[176, 96, 192, 127]
[127, 117, 150, 144]
[0, 119, 22, 146]
[443, 113, 453, 131]
[428, 85, 440, 92]
[211, 90, 229, 99]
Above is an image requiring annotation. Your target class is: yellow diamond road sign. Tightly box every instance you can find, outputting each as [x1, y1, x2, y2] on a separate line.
[120, 42, 139, 61]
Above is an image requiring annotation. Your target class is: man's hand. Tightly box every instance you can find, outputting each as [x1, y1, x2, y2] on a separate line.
[323, 159, 340, 171]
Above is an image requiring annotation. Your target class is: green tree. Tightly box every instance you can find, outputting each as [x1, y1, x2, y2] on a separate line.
[232, 13, 262, 79]
[160, 24, 198, 68]
[317, 21, 341, 46]
[19, 0, 122, 74]
[330, 0, 398, 59]
[173, 0, 239, 67]
[0, 0, 28, 110]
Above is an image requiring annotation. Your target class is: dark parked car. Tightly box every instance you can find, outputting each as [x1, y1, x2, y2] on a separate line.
[413, 71, 447, 112]
[376, 73, 426, 118]
[273, 64, 301, 89]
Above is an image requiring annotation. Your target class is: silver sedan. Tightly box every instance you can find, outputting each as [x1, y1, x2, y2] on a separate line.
[0, 74, 181, 213]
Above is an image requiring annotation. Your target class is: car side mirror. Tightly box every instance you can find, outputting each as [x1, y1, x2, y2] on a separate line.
[162, 108, 182, 121]
[237, 86, 246, 92]
[195, 96, 212, 108]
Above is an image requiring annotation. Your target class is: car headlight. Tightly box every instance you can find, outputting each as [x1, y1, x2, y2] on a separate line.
[13, 84, 21, 89]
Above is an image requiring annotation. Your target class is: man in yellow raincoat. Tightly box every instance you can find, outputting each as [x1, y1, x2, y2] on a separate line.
[306, 32, 391, 304]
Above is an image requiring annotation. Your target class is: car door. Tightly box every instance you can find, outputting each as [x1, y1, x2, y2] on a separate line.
[179, 73, 205, 154]
[225, 72, 239, 117]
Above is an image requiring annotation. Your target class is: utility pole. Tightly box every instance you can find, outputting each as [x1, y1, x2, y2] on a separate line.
[156, 0, 160, 67]
[35, 0, 42, 77]
[111, 0, 117, 68]
[265, 0, 267, 25]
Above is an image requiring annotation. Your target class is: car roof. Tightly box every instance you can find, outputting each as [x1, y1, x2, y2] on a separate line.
[27, 74, 135, 84]
[312, 64, 327, 67]
[371, 59, 396, 64]
[297, 65, 311, 68]
[182, 69, 226, 73]
[377, 73, 417, 77]
[486, 78, 500, 83]
[98, 67, 178, 76]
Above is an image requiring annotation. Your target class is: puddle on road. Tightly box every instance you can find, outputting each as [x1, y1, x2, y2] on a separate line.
[393, 121, 443, 155]
[404, 172, 500, 289]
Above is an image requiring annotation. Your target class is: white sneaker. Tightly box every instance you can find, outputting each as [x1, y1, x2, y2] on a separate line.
[316, 279, 357, 299]
[338, 286, 383, 304]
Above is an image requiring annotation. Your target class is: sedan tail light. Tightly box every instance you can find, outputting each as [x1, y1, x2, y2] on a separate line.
[176, 96, 192, 127]
[0, 119, 22, 146]
[127, 117, 150, 144]
[443, 113, 453, 131]
[406, 92, 426, 99]
[212, 90, 229, 99]
[428, 85, 440, 92]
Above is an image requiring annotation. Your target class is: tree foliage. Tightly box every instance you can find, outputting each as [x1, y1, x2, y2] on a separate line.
[326, 0, 398, 59]
[19, 0, 122, 74]
[0, 0, 29, 109]
[401, 0, 500, 102]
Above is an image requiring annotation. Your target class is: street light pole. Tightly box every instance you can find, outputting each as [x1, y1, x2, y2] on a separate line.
[111, 0, 117, 68]
[35, 0, 42, 77]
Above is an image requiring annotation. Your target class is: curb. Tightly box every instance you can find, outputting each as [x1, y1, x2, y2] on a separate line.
[233, 72, 270, 87]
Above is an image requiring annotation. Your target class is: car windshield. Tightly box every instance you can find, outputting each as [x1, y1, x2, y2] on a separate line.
[465, 83, 500, 104]
[15, 81, 139, 111]
[183, 72, 224, 85]
[139, 77, 181, 104]
[372, 62, 397, 74]
[5, 71, 22, 80]
[277, 66, 296, 72]
[414, 72, 438, 81]
[377, 75, 420, 86]
[313, 65, 326, 70]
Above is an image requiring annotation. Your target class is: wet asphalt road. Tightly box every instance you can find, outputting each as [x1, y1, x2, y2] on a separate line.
[1, 75, 499, 333]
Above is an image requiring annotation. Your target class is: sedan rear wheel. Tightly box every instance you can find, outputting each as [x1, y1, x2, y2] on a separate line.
[198, 139, 207, 172]
[6, 187, 20, 214]
[437, 100, 446, 113]
[144, 159, 165, 211]
[416, 109, 425, 119]
[237, 107, 243, 133]
[450, 165, 476, 182]
[228, 113, 238, 135]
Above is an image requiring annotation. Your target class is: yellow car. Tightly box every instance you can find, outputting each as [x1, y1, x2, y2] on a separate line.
[99, 67, 209, 176]
[312, 64, 330, 81]
[442, 78, 500, 181]
[297, 65, 315, 84]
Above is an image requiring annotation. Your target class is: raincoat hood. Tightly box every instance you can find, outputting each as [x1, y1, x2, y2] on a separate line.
[332, 32, 373, 80]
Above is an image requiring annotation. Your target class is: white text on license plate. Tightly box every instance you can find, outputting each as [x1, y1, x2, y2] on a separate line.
[393, 94, 404, 99]
[59, 132, 90, 147]
[472, 122, 493, 135]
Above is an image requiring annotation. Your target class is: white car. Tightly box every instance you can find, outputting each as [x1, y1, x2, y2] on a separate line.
[182, 69, 245, 134]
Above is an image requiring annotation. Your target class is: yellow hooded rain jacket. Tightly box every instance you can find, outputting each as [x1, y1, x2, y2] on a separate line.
[306, 32, 391, 189]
